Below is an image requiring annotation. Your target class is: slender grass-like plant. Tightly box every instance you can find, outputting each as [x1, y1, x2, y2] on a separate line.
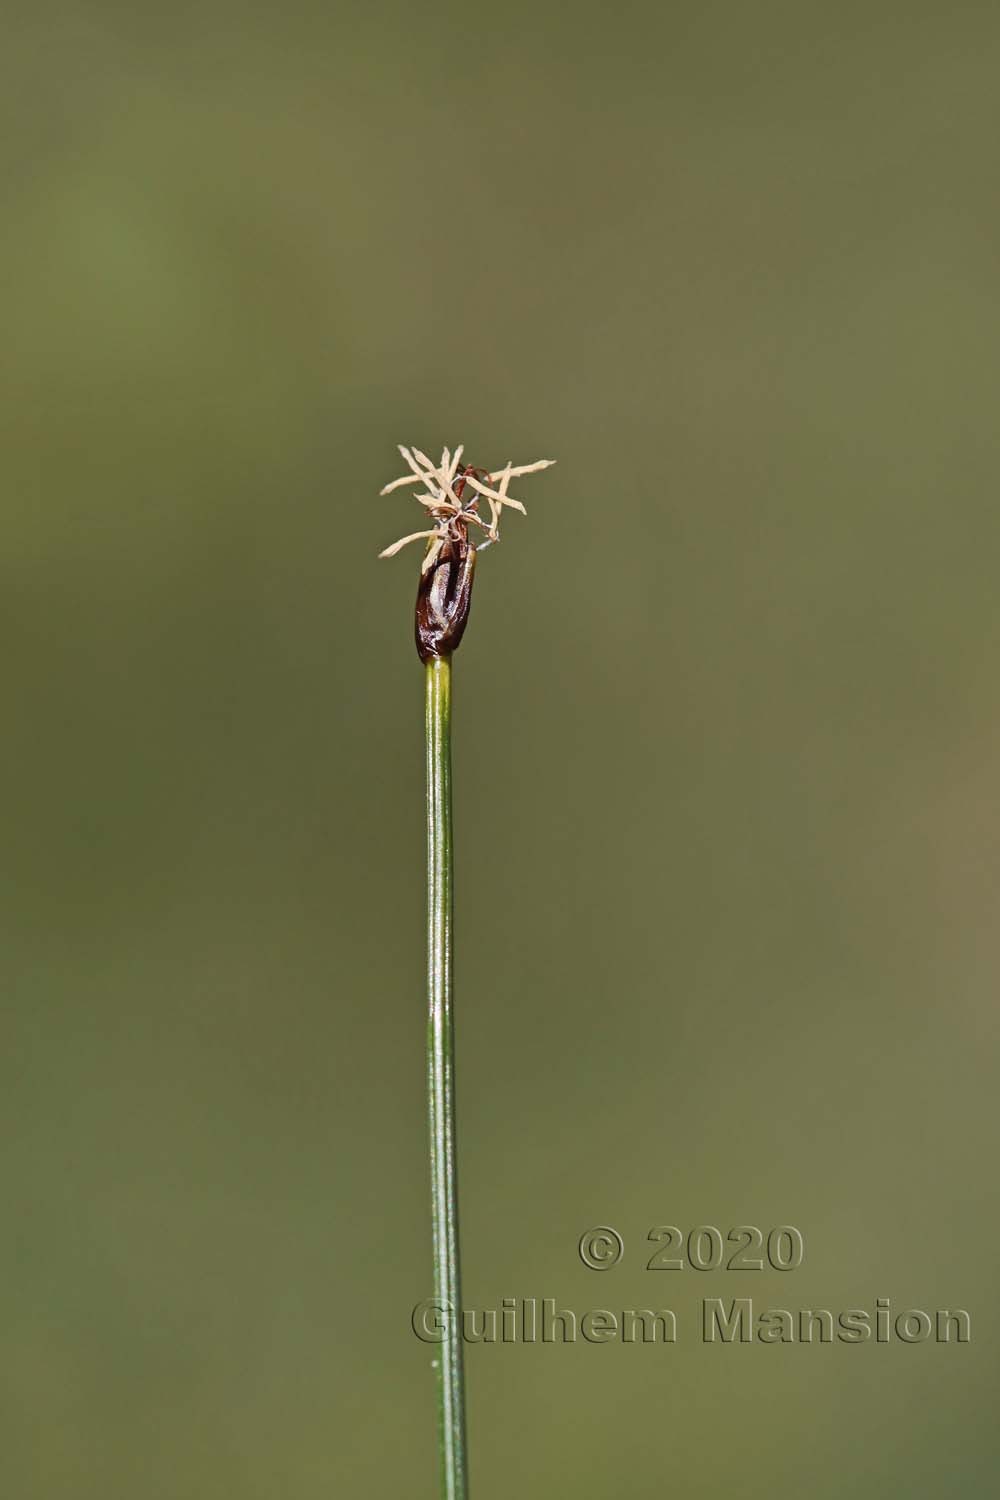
[378, 444, 555, 1500]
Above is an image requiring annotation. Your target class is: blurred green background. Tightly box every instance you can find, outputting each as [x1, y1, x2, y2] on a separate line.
[3, 0, 998, 1494]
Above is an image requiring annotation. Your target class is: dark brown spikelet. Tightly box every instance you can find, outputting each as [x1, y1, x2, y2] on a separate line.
[415, 532, 477, 663]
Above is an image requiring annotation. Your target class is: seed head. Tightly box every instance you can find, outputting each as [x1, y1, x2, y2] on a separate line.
[376, 444, 555, 661]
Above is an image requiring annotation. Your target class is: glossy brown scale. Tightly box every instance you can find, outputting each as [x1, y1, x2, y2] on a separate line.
[413, 465, 486, 662]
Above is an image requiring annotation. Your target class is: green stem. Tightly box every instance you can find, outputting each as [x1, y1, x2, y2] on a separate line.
[425, 654, 469, 1500]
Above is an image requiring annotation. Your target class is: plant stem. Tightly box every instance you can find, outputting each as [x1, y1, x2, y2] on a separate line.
[425, 653, 469, 1500]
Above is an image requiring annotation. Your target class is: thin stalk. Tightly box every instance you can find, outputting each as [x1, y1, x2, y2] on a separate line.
[378, 441, 552, 1497]
[425, 653, 469, 1500]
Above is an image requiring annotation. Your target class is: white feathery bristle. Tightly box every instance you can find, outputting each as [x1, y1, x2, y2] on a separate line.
[378, 528, 436, 558]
